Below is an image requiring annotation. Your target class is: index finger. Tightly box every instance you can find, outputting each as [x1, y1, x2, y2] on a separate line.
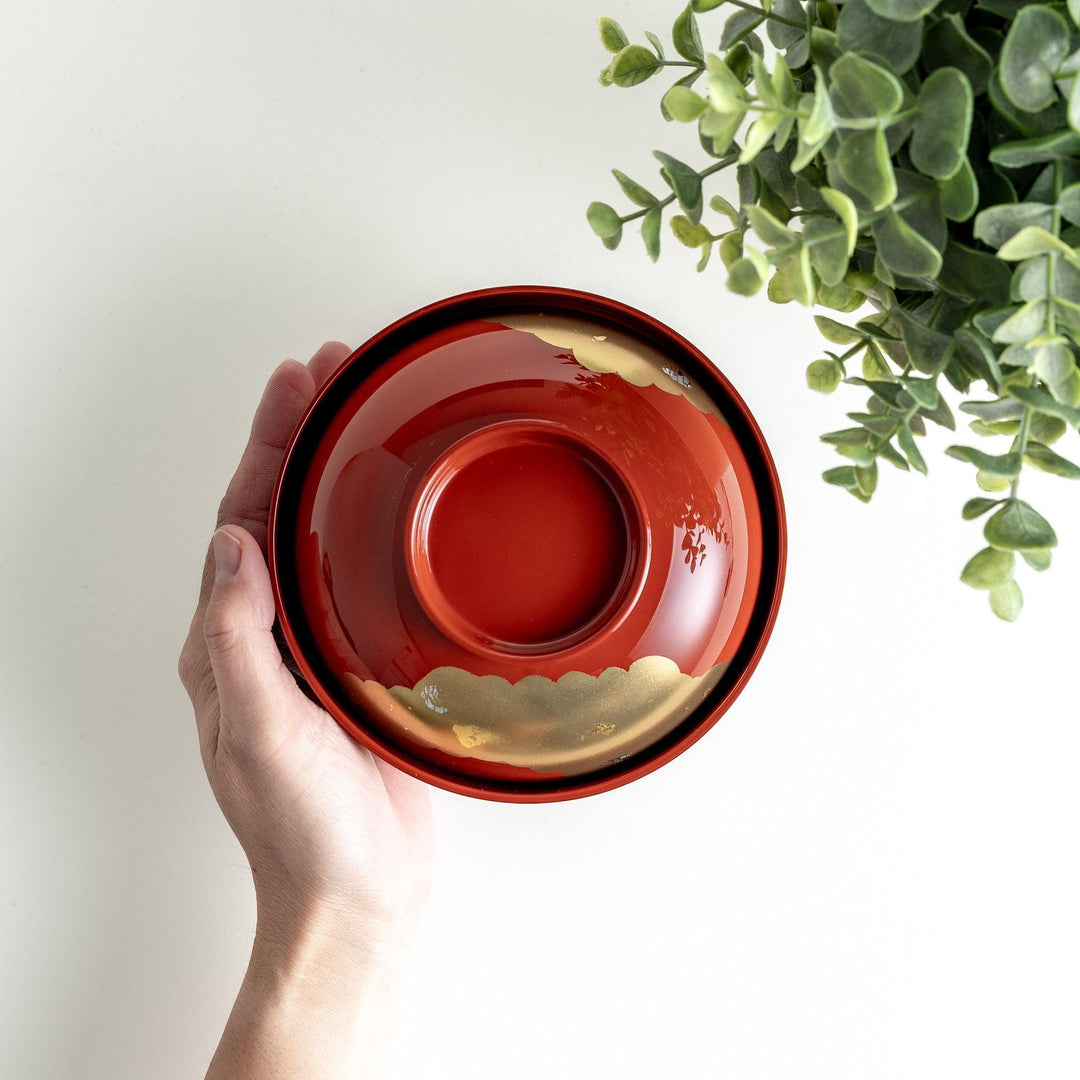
[202, 341, 353, 605]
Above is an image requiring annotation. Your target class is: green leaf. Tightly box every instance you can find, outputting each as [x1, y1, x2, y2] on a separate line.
[1032, 339, 1080, 404]
[803, 74, 836, 145]
[692, 0, 724, 9]
[862, 340, 893, 379]
[938, 241, 1013, 307]
[653, 150, 703, 223]
[1030, 412, 1068, 444]
[610, 45, 663, 88]
[945, 445, 1022, 477]
[938, 159, 979, 222]
[977, 469, 1012, 493]
[587, 201, 622, 238]
[663, 85, 708, 122]
[923, 14, 994, 96]
[642, 206, 662, 262]
[745, 204, 796, 247]
[644, 31, 666, 60]
[998, 5, 1070, 113]
[892, 307, 953, 374]
[612, 169, 659, 209]
[807, 358, 844, 392]
[804, 216, 851, 286]
[727, 246, 770, 295]
[1024, 441, 1080, 479]
[673, 4, 705, 63]
[719, 230, 744, 268]
[1004, 383, 1080, 426]
[954, 327, 1003, 388]
[863, 0, 941, 21]
[989, 580, 1023, 621]
[814, 315, 863, 345]
[984, 499, 1058, 550]
[992, 299, 1048, 344]
[767, 0, 806, 50]
[901, 376, 939, 409]
[707, 59, 751, 114]
[822, 465, 859, 489]
[820, 187, 858, 255]
[990, 132, 1080, 169]
[961, 546, 1016, 589]
[996, 226, 1075, 261]
[1021, 548, 1053, 571]
[878, 439, 911, 471]
[872, 209, 943, 278]
[829, 52, 905, 119]
[910, 67, 974, 180]
[739, 112, 785, 164]
[973, 203, 1054, 249]
[962, 497, 1002, 520]
[837, 128, 897, 210]
[1057, 183, 1080, 228]
[854, 460, 878, 497]
[710, 194, 738, 222]
[720, 8, 766, 49]
[671, 214, 712, 247]
[601, 224, 623, 250]
[960, 399, 1025, 422]
[836, 0, 922, 75]
[898, 422, 927, 473]
[598, 17, 630, 53]
[700, 105, 744, 155]
[773, 247, 816, 306]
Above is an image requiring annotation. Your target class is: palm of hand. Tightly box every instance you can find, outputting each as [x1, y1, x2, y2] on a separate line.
[179, 343, 433, 927]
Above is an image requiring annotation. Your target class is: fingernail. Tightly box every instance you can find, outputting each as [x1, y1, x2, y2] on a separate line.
[213, 528, 242, 581]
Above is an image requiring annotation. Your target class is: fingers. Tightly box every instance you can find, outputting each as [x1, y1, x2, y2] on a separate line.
[216, 358, 317, 545]
[203, 526, 308, 762]
[307, 340, 352, 389]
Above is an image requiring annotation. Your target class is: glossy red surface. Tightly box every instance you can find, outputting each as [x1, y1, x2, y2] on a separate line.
[269, 287, 786, 802]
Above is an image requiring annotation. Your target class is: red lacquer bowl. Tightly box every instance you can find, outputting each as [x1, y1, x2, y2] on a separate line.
[269, 287, 785, 802]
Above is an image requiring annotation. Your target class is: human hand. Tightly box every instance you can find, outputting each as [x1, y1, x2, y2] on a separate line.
[178, 343, 434, 1078]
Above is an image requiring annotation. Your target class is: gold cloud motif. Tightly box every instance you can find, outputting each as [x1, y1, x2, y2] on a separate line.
[342, 656, 729, 776]
[492, 313, 729, 424]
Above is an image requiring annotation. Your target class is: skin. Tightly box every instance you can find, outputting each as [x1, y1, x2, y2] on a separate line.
[178, 342, 434, 1079]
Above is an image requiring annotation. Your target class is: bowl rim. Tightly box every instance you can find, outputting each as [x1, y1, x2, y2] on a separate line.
[269, 285, 787, 802]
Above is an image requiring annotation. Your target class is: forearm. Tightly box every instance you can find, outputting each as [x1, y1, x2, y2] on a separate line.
[207, 898, 415, 1080]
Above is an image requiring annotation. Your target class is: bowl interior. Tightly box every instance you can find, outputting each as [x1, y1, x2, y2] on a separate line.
[270, 288, 785, 800]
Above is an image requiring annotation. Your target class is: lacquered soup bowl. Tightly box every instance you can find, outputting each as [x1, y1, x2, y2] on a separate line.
[269, 286, 786, 802]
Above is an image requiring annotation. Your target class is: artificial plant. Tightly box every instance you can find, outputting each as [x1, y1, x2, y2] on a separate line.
[589, 0, 1080, 619]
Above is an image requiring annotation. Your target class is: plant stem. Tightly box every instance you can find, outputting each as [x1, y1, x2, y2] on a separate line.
[618, 155, 738, 224]
[1010, 160, 1064, 500]
[725, 0, 805, 29]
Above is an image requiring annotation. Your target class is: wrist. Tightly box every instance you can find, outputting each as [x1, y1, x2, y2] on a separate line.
[206, 892, 416, 1079]
[251, 885, 417, 994]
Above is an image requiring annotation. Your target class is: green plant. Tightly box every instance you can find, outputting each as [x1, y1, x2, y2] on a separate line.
[589, 0, 1080, 619]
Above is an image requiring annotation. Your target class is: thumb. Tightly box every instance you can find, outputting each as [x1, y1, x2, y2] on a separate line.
[204, 525, 305, 757]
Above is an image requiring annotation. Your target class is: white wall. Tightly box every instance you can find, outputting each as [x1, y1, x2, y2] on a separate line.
[3, 2, 1079, 1077]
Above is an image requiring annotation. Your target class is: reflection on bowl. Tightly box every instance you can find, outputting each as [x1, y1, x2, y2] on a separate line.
[269, 287, 785, 802]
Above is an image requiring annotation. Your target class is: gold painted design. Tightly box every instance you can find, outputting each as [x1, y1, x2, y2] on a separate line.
[452, 724, 492, 748]
[342, 657, 729, 777]
[493, 313, 728, 423]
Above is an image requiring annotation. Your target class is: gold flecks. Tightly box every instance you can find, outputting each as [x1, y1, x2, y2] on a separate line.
[452, 724, 492, 748]
[343, 656, 730, 776]
[492, 313, 728, 424]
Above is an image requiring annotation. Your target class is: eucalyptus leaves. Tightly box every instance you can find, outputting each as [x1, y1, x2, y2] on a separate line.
[588, 0, 1080, 619]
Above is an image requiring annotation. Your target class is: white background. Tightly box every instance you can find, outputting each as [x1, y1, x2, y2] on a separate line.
[3, 2, 1079, 1077]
